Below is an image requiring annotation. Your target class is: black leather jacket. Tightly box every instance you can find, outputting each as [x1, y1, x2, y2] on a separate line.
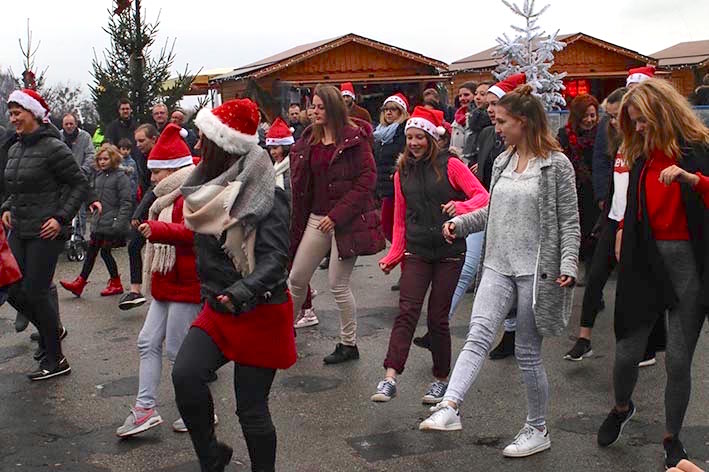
[194, 187, 291, 314]
[1, 124, 88, 239]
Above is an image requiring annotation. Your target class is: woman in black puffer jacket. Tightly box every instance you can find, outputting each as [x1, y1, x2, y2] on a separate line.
[374, 93, 409, 242]
[1, 89, 88, 381]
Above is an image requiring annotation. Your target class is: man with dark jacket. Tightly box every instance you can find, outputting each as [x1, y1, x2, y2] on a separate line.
[287, 103, 305, 141]
[105, 98, 137, 147]
[340, 83, 372, 123]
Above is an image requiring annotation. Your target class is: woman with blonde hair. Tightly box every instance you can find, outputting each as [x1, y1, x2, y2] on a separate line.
[289, 84, 384, 364]
[596, 79, 709, 469]
[374, 92, 410, 244]
[419, 85, 580, 460]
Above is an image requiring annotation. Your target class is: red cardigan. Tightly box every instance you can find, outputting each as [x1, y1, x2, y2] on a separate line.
[145, 196, 201, 304]
[380, 158, 489, 268]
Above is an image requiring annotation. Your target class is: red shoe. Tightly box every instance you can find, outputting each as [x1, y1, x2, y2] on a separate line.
[100, 276, 124, 297]
[60, 276, 88, 297]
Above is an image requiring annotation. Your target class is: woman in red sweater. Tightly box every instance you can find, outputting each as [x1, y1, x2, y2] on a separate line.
[597, 79, 709, 469]
[372, 106, 489, 404]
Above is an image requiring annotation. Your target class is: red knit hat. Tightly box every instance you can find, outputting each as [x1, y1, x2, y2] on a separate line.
[405, 106, 446, 138]
[148, 123, 193, 169]
[383, 93, 409, 112]
[340, 82, 356, 99]
[194, 98, 260, 155]
[487, 73, 527, 99]
[626, 66, 655, 86]
[8, 89, 50, 120]
[266, 117, 295, 146]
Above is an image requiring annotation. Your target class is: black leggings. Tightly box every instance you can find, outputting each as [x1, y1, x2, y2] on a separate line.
[80, 246, 118, 280]
[172, 327, 277, 472]
[128, 230, 145, 284]
[580, 219, 666, 356]
[7, 234, 64, 367]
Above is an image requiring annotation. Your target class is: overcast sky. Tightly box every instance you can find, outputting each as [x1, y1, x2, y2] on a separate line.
[1, 0, 707, 94]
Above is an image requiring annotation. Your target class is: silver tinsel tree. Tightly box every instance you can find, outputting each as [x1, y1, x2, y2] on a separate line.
[493, 0, 568, 110]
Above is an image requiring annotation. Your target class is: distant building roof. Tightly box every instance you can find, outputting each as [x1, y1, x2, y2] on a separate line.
[212, 34, 448, 84]
[449, 33, 654, 73]
[652, 40, 709, 68]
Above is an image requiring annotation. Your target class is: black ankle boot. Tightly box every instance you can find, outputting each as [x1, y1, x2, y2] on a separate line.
[413, 332, 432, 351]
[201, 441, 232, 472]
[489, 331, 515, 360]
[323, 343, 359, 364]
[244, 431, 277, 472]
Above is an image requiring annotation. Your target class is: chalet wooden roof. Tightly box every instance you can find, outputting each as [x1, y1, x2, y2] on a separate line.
[652, 40, 709, 68]
[449, 32, 655, 73]
[212, 34, 448, 84]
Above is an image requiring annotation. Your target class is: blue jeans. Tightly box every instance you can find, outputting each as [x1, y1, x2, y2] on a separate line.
[445, 267, 548, 428]
[448, 231, 517, 333]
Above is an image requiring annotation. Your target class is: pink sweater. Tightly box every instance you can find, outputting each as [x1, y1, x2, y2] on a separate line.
[380, 158, 489, 267]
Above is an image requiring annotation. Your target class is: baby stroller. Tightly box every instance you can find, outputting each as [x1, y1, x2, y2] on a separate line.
[65, 213, 87, 262]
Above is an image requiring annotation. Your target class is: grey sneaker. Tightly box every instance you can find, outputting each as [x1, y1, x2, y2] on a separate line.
[116, 407, 163, 437]
[422, 380, 448, 405]
[173, 414, 219, 433]
[371, 378, 397, 402]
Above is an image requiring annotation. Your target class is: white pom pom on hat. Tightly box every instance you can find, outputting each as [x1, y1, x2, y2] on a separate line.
[436, 126, 446, 136]
[179, 128, 188, 139]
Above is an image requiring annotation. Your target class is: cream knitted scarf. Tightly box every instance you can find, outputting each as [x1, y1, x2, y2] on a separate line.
[181, 144, 275, 276]
[143, 165, 195, 290]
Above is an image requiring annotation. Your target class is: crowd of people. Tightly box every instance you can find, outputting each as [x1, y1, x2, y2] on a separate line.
[0, 64, 708, 472]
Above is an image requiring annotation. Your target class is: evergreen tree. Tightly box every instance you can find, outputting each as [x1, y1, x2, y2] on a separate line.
[493, 0, 568, 110]
[90, 1, 193, 127]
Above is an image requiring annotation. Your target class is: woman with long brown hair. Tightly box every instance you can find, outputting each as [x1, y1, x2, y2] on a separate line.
[288, 84, 384, 365]
[419, 85, 580, 460]
[372, 106, 488, 404]
[596, 79, 709, 469]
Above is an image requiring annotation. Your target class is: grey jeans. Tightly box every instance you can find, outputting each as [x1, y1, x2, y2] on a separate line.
[614, 241, 705, 435]
[136, 300, 201, 409]
[444, 267, 549, 428]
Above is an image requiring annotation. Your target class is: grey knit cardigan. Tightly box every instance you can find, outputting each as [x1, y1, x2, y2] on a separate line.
[450, 149, 581, 337]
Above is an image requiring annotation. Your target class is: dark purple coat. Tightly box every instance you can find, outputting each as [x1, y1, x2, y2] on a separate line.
[289, 121, 385, 260]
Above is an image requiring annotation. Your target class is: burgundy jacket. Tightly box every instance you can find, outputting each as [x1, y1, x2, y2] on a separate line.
[290, 121, 385, 260]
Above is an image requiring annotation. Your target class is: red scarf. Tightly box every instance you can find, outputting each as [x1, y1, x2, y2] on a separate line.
[454, 105, 467, 126]
[564, 123, 596, 185]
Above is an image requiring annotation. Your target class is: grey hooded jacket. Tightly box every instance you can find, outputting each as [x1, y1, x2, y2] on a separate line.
[449, 148, 580, 337]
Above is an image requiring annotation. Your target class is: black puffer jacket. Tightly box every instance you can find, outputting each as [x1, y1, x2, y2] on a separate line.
[1, 125, 88, 239]
[194, 187, 291, 314]
[471, 125, 506, 190]
[373, 123, 406, 199]
[86, 167, 133, 236]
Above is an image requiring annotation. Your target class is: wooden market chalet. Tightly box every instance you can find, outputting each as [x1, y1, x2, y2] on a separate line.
[206, 34, 449, 120]
[189, 33, 708, 117]
[448, 33, 658, 103]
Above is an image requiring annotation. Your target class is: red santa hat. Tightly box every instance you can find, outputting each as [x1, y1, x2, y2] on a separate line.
[266, 117, 295, 146]
[340, 82, 356, 99]
[8, 88, 50, 120]
[194, 98, 260, 155]
[441, 121, 452, 136]
[405, 106, 446, 138]
[487, 73, 527, 99]
[148, 123, 193, 169]
[626, 66, 655, 86]
[383, 93, 409, 112]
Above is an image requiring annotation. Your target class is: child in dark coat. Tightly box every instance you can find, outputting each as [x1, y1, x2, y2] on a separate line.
[60, 144, 132, 297]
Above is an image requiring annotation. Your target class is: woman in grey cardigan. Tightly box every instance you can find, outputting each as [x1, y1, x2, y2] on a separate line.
[419, 85, 580, 459]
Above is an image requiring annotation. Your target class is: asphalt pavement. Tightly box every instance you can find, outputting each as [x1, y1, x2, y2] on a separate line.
[0, 248, 707, 471]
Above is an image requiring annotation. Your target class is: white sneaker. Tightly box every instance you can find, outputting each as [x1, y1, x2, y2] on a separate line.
[294, 308, 319, 328]
[419, 402, 462, 431]
[173, 414, 219, 433]
[502, 424, 551, 457]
